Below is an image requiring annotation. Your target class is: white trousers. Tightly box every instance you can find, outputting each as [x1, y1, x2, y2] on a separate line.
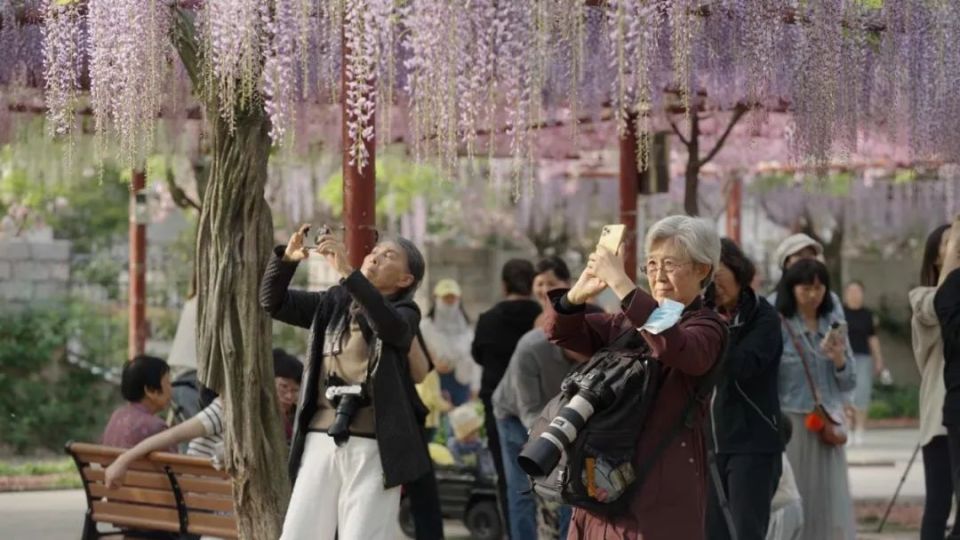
[280, 432, 401, 540]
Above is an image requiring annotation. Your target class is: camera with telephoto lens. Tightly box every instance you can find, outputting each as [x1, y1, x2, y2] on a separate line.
[324, 376, 370, 447]
[518, 360, 631, 477]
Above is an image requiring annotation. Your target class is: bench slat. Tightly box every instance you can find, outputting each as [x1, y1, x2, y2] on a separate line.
[82, 467, 170, 491]
[84, 468, 233, 496]
[88, 484, 177, 508]
[68, 442, 229, 479]
[77, 454, 229, 479]
[91, 501, 181, 532]
[184, 493, 235, 514]
[187, 512, 240, 539]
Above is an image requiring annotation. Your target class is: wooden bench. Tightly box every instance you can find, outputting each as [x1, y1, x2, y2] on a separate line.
[66, 442, 238, 539]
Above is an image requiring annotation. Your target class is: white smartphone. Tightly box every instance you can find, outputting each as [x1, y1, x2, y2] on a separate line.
[598, 224, 626, 253]
[822, 321, 848, 348]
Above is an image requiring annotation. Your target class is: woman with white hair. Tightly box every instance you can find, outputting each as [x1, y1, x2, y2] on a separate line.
[542, 215, 728, 540]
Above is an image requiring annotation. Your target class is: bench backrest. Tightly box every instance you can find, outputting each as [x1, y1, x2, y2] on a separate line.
[66, 442, 238, 539]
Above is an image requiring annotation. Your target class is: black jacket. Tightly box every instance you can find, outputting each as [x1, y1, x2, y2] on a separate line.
[260, 247, 430, 488]
[937, 268, 960, 426]
[471, 299, 542, 399]
[709, 288, 784, 455]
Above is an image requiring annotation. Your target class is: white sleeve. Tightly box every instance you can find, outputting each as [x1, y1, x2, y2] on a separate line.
[197, 399, 225, 437]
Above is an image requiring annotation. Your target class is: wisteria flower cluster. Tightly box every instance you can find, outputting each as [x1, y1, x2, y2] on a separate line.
[26, 0, 960, 168]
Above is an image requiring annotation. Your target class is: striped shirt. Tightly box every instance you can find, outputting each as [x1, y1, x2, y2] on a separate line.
[186, 398, 224, 459]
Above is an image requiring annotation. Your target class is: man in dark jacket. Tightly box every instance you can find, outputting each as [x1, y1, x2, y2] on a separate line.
[935, 217, 960, 520]
[706, 239, 784, 540]
[472, 258, 542, 535]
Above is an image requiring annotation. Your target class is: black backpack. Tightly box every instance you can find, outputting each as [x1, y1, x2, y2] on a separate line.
[523, 325, 724, 516]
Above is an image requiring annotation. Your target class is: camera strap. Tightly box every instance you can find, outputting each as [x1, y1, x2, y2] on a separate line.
[631, 327, 729, 509]
[414, 330, 435, 371]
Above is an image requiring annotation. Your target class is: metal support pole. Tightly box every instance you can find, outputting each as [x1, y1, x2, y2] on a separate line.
[619, 113, 640, 282]
[128, 169, 147, 359]
[341, 26, 377, 269]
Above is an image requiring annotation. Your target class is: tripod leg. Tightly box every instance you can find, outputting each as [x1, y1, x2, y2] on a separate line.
[877, 442, 922, 533]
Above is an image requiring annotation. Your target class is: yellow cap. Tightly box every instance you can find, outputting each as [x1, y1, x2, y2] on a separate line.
[433, 279, 462, 298]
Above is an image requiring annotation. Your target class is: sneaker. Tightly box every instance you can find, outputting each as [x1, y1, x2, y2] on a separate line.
[853, 430, 865, 446]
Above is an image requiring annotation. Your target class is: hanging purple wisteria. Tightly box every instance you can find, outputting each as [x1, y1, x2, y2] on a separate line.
[20, 0, 960, 168]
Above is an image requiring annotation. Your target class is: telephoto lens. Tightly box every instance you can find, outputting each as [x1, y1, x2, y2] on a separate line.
[518, 393, 596, 477]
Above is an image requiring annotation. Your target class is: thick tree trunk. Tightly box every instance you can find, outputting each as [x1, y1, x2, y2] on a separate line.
[171, 10, 290, 538]
[194, 102, 290, 540]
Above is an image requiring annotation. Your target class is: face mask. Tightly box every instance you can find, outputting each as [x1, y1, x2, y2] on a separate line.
[640, 298, 685, 335]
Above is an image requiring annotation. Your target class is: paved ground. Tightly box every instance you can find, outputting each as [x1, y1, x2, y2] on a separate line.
[847, 428, 925, 502]
[0, 428, 927, 539]
[0, 489, 473, 540]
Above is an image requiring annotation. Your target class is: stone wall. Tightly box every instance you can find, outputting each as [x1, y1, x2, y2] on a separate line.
[421, 244, 536, 320]
[0, 238, 72, 308]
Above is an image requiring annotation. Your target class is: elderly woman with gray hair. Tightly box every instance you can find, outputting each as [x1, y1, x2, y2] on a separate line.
[542, 215, 728, 540]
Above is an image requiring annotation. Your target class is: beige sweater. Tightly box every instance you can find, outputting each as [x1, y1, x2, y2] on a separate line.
[911, 286, 948, 446]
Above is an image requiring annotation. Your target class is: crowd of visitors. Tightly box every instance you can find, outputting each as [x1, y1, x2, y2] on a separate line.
[94, 214, 960, 540]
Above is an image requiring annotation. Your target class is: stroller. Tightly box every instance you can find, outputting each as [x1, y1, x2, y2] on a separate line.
[398, 443, 503, 540]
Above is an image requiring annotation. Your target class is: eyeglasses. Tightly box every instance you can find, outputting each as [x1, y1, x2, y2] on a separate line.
[641, 260, 691, 276]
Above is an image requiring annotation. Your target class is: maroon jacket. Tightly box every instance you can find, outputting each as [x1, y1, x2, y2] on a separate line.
[544, 288, 726, 540]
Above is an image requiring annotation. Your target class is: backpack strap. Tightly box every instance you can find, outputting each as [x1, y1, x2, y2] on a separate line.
[414, 330, 435, 371]
[632, 326, 729, 494]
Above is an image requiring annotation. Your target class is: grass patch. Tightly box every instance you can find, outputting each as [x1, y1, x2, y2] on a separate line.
[0, 459, 76, 477]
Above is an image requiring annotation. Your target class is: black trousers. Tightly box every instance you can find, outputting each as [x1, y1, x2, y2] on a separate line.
[404, 428, 445, 540]
[482, 395, 511, 538]
[923, 435, 957, 540]
[705, 452, 782, 540]
[943, 427, 960, 540]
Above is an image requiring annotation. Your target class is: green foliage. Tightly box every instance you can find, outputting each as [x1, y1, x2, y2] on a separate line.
[0, 459, 76, 476]
[319, 152, 454, 224]
[0, 139, 129, 254]
[749, 171, 854, 197]
[868, 384, 920, 419]
[0, 303, 122, 454]
[45, 167, 129, 254]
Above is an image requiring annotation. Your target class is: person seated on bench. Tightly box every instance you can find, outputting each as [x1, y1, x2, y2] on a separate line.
[102, 355, 174, 451]
[102, 347, 302, 489]
[273, 348, 304, 443]
[103, 386, 225, 488]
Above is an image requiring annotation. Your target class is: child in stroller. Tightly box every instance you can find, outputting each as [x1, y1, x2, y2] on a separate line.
[399, 403, 503, 540]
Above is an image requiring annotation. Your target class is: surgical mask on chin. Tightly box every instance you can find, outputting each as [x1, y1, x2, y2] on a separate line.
[640, 298, 685, 335]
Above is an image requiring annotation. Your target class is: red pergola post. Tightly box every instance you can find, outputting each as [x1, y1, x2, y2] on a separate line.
[726, 176, 742, 244]
[341, 28, 377, 269]
[129, 169, 147, 359]
[619, 115, 640, 282]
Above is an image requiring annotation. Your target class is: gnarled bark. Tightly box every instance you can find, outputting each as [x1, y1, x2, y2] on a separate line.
[173, 9, 290, 539]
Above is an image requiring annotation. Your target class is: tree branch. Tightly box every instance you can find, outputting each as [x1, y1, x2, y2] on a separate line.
[668, 118, 690, 147]
[165, 168, 201, 212]
[698, 105, 747, 168]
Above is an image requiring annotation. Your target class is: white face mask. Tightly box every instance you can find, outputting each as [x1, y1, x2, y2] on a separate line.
[433, 300, 469, 334]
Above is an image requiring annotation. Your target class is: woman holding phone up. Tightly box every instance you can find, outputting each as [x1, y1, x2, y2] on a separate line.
[261, 225, 432, 540]
[775, 259, 856, 540]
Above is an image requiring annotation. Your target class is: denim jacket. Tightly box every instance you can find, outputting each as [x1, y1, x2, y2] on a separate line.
[778, 312, 856, 418]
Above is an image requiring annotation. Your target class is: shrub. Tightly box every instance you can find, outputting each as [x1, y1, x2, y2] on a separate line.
[0, 303, 120, 454]
[868, 384, 920, 420]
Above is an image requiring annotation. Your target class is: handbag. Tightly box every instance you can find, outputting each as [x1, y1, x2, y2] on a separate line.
[780, 316, 848, 447]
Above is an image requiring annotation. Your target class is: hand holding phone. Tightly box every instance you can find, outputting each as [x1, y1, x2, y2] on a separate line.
[597, 224, 626, 254]
[283, 224, 312, 262]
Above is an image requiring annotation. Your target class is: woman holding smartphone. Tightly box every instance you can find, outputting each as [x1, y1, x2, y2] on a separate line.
[261, 224, 432, 540]
[775, 259, 856, 540]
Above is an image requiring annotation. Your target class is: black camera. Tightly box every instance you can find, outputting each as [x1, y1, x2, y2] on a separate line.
[518, 360, 631, 477]
[324, 377, 370, 447]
